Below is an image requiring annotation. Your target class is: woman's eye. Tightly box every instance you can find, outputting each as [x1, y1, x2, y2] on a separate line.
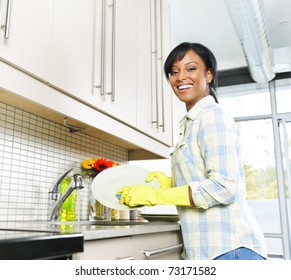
[170, 70, 179, 75]
[187, 67, 196, 72]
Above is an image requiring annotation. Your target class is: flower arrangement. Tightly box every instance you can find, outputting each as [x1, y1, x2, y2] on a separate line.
[81, 158, 119, 178]
[82, 158, 119, 221]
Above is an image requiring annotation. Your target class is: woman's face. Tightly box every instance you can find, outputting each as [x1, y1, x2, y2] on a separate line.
[169, 50, 213, 111]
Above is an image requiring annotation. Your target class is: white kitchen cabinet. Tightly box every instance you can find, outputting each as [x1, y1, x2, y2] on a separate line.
[136, 0, 154, 136]
[73, 236, 133, 260]
[49, 0, 95, 102]
[93, 0, 137, 127]
[0, 0, 173, 158]
[93, 0, 173, 141]
[0, 0, 53, 80]
[131, 231, 183, 260]
[103, 0, 137, 127]
[73, 230, 183, 260]
[0, 0, 96, 102]
[136, 0, 173, 146]
[157, 0, 172, 145]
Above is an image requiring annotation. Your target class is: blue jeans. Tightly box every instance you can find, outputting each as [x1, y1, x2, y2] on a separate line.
[214, 247, 266, 260]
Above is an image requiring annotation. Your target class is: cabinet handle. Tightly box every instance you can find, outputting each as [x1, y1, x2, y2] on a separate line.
[0, 0, 12, 39]
[151, 0, 165, 131]
[103, 0, 115, 102]
[0, 0, 3, 27]
[96, 0, 106, 94]
[115, 256, 135, 260]
[142, 243, 183, 257]
[151, 0, 159, 129]
[110, 0, 116, 102]
[158, 0, 165, 132]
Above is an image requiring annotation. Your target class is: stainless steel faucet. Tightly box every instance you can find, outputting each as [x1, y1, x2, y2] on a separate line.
[49, 168, 74, 201]
[48, 170, 84, 221]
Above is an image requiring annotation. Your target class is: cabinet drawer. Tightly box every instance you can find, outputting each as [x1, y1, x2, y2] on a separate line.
[131, 231, 183, 260]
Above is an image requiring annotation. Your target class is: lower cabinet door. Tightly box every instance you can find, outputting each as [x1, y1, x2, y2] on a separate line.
[73, 236, 133, 260]
[131, 231, 183, 260]
[73, 231, 183, 260]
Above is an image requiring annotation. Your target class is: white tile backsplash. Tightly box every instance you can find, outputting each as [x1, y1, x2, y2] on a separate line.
[0, 101, 128, 221]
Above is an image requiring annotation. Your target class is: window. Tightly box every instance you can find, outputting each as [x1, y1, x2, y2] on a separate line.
[217, 82, 271, 118]
[275, 78, 291, 113]
[238, 119, 280, 233]
[218, 80, 291, 259]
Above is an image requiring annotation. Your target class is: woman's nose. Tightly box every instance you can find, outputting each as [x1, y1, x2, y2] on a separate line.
[177, 70, 187, 80]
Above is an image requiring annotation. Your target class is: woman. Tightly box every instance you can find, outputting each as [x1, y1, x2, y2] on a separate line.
[117, 42, 267, 260]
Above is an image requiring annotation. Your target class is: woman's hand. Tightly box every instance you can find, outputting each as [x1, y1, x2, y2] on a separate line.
[145, 171, 172, 189]
[116, 185, 191, 207]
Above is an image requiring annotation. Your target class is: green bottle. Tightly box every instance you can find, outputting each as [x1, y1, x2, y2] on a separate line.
[60, 177, 77, 221]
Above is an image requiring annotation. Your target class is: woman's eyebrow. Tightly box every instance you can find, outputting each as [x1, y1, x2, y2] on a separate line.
[172, 61, 199, 67]
[185, 61, 199, 65]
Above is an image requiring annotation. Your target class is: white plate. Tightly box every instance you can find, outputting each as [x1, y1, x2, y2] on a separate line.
[139, 214, 179, 222]
[91, 165, 159, 210]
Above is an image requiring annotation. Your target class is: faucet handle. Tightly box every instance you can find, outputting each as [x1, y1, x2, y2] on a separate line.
[73, 173, 85, 189]
[49, 168, 74, 200]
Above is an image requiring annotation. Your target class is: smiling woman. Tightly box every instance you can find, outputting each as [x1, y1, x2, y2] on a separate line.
[117, 42, 267, 260]
[164, 42, 218, 111]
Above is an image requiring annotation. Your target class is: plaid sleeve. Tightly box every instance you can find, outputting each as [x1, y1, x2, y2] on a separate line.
[191, 106, 242, 208]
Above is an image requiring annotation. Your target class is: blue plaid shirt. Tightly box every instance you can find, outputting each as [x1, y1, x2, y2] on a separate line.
[171, 96, 267, 260]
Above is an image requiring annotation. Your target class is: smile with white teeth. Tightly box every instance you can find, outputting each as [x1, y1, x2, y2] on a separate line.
[177, 84, 192, 90]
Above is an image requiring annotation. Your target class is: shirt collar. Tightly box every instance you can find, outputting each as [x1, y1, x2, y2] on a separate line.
[179, 95, 216, 124]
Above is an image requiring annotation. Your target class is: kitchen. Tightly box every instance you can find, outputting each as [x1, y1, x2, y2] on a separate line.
[1, 0, 291, 262]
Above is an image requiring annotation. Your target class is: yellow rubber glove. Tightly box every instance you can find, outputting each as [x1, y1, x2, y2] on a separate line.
[145, 171, 172, 189]
[116, 185, 190, 207]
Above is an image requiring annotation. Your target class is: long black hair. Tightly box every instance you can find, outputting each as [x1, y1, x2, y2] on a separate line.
[164, 42, 218, 103]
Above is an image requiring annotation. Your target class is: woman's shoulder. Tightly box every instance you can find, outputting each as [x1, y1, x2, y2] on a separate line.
[200, 99, 224, 117]
[199, 100, 237, 129]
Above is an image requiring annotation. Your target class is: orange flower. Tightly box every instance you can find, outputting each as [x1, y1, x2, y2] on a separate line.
[94, 158, 117, 172]
[81, 158, 119, 178]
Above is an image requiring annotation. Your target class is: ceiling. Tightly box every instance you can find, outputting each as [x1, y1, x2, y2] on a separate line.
[169, 0, 291, 72]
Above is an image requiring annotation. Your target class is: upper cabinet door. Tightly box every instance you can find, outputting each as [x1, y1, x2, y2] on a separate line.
[100, 0, 137, 127]
[156, 0, 172, 145]
[136, 0, 173, 146]
[50, 0, 95, 102]
[93, 0, 137, 126]
[136, 0, 154, 134]
[0, 0, 53, 80]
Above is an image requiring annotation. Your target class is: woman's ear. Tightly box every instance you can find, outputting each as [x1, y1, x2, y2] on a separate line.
[207, 70, 213, 83]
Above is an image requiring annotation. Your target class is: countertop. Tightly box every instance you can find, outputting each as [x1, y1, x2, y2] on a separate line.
[0, 219, 181, 241]
[0, 227, 83, 260]
[0, 219, 181, 259]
